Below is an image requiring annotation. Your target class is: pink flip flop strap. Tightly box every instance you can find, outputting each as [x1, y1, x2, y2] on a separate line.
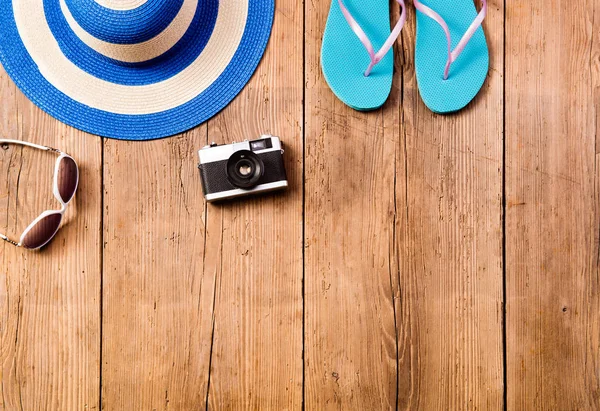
[413, 0, 487, 80]
[338, 0, 406, 77]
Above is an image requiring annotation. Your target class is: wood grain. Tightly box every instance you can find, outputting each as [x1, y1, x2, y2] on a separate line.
[204, 0, 304, 407]
[505, 0, 600, 408]
[101, 132, 215, 409]
[394, 0, 505, 408]
[305, 0, 504, 408]
[304, 0, 401, 408]
[0, 68, 102, 410]
[2, 0, 600, 408]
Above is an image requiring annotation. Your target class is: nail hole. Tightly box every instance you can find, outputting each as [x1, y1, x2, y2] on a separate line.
[562, 307, 568, 312]
[1, 143, 8, 150]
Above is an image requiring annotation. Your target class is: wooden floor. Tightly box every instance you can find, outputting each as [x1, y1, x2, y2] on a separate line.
[1, 0, 599, 409]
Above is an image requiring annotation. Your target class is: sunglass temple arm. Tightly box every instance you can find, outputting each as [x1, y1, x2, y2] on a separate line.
[0, 233, 20, 247]
[0, 139, 61, 153]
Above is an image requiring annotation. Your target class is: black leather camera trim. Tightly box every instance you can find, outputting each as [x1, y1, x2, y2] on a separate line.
[199, 150, 287, 195]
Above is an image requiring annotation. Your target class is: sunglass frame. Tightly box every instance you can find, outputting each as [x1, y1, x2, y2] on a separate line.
[0, 140, 79, 250]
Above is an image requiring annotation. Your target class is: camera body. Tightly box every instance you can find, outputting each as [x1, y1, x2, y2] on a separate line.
[198, 135, 288, 202]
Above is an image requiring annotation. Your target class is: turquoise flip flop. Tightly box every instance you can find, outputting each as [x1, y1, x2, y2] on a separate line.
[321, 0, 406, 111]
[414, 0, 489, 113]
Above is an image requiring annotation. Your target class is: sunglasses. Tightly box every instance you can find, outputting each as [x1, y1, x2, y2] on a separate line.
[0, 139, 79, 250]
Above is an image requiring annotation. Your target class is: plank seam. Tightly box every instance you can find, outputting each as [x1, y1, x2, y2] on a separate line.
[99, 136, 105, 411]
[203, 126, 216, 411]
[13, 110, 24, 411]
[204, 210, 222, 411]
[399, 27, 408, 410]
[301, 0, 306, 406]
[501, 0, 508, 409]
[390, 117, 399, 411]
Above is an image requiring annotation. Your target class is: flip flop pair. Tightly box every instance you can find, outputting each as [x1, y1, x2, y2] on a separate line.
[321, 0, 489, 113]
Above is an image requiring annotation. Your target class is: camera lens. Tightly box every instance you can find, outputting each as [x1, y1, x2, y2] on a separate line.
[238, 161, 253, 176]
[226, 150, 264, 189]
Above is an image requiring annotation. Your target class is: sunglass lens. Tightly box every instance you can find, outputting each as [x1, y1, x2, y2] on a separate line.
[57, 156, 78, 204]
[21, 212, 63, 249]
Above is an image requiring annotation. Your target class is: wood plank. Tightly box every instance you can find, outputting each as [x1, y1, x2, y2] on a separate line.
[305, 0, 504, 408]
[204, 0, 304, 407]
[396, 0, 505, 408]
[304, 0, 401, 408]
[101, 132, 215, 409]
[505, 1, 600, 408]
[0, 68, 102, 409]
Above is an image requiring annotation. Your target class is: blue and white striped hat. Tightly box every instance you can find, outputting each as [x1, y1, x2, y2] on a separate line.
[0, 0, 274, 140]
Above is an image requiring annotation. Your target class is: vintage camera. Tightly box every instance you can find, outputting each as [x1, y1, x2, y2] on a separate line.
[198, 135, 288, 202]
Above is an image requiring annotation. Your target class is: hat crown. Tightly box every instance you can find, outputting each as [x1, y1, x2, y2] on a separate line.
[2, 0, 274, 139]
[66, 0, 183, 45]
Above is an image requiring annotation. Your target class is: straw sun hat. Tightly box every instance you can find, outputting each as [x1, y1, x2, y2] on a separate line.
[0, 0, 274, 140]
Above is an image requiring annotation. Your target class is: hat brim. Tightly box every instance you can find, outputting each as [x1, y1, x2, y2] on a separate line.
[0, 0, 274, 140]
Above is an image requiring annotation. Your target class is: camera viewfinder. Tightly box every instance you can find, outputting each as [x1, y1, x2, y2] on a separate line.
[250, 138, 272, 151]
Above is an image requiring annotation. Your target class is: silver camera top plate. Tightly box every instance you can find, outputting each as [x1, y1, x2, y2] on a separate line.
[198, 135, 283, 164]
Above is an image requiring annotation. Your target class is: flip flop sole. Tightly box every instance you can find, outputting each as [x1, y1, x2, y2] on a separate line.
[321, 0, 394, 111]
[415, 0, 489, 113]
